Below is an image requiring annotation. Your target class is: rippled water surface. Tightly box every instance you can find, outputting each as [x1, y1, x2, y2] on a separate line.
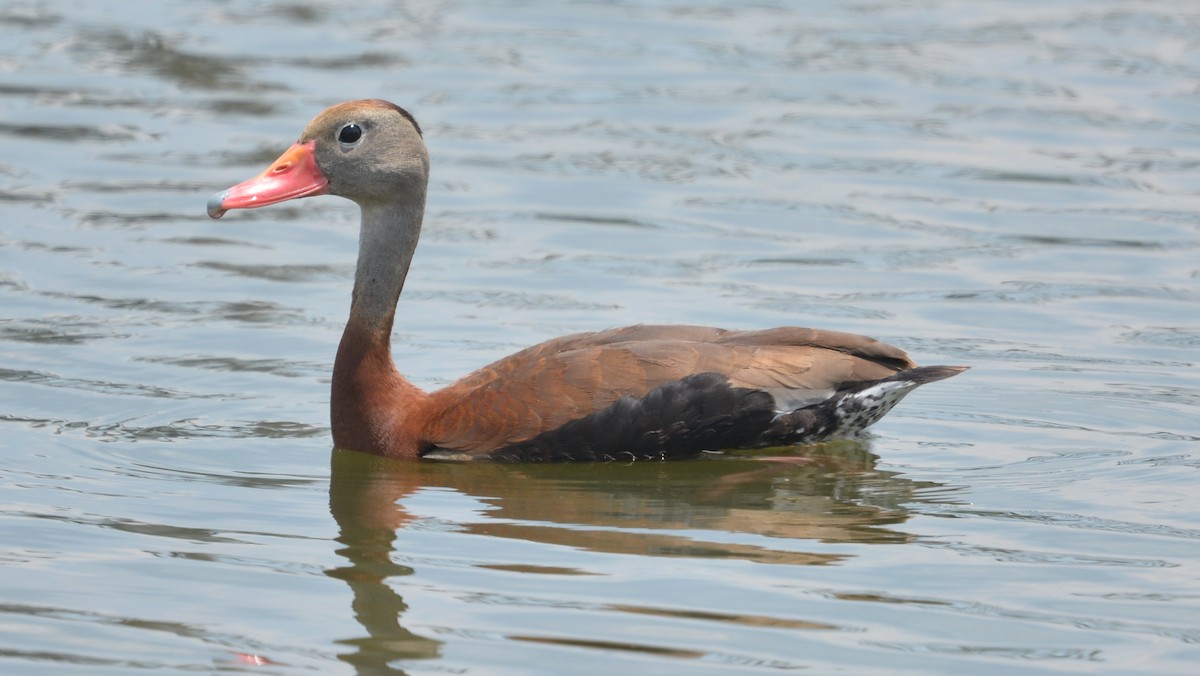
[2, 1, 1199, 673]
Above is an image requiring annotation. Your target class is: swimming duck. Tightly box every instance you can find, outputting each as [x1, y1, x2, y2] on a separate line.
[208, 99, 965, 461]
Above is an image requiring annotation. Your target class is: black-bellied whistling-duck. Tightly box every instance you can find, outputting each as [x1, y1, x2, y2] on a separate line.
[207, 99, 966, 461]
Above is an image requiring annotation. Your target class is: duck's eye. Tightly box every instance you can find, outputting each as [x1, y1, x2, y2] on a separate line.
[337, 123, 363, 146]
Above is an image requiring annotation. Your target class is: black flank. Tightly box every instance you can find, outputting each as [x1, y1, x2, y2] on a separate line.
[487, 373, 777, 462]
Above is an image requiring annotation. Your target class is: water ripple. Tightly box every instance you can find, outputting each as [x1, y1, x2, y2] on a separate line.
[866, 641, 1101, 662]
[832, 590, 1200, 643]
[936, 507, 1200, 541]
[195, 261, 347, 283]
[0, 317, 127, 344]
[934, 540, 1174, 568]
[136, 354, 325, 379]
[70, 29, 282, 92]
[1, 414, 325, 443]
[0, 367, 232, 400]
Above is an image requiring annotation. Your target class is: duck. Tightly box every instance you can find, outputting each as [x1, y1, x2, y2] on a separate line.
[207, 99, 965, 461]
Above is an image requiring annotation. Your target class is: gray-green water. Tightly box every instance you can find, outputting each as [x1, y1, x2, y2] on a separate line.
[2, 1, 1198, 673]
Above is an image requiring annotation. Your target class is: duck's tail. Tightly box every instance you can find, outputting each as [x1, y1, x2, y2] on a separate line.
[765, 365, 968, 444]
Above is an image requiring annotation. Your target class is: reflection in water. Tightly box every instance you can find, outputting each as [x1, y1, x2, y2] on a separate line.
[325, 442, 940, 671]
[326, 455, 440, 673]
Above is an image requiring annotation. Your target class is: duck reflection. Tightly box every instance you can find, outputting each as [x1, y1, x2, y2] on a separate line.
[326, 442, 938, 672]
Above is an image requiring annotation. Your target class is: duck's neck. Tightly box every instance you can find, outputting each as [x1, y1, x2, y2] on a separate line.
[348, 201, 423, 332]
[331, 199, 429, 458]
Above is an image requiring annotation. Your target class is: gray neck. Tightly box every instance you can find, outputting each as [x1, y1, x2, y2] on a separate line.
[349, 196, 425, 335]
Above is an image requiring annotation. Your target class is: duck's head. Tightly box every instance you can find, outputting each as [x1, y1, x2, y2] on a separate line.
[208, 99, 428, 219]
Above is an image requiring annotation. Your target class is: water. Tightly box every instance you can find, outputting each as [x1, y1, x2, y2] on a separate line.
[2, 0, 1198, 673]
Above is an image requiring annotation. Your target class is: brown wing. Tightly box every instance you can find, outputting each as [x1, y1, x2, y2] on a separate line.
[417, 324, 916, 454]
